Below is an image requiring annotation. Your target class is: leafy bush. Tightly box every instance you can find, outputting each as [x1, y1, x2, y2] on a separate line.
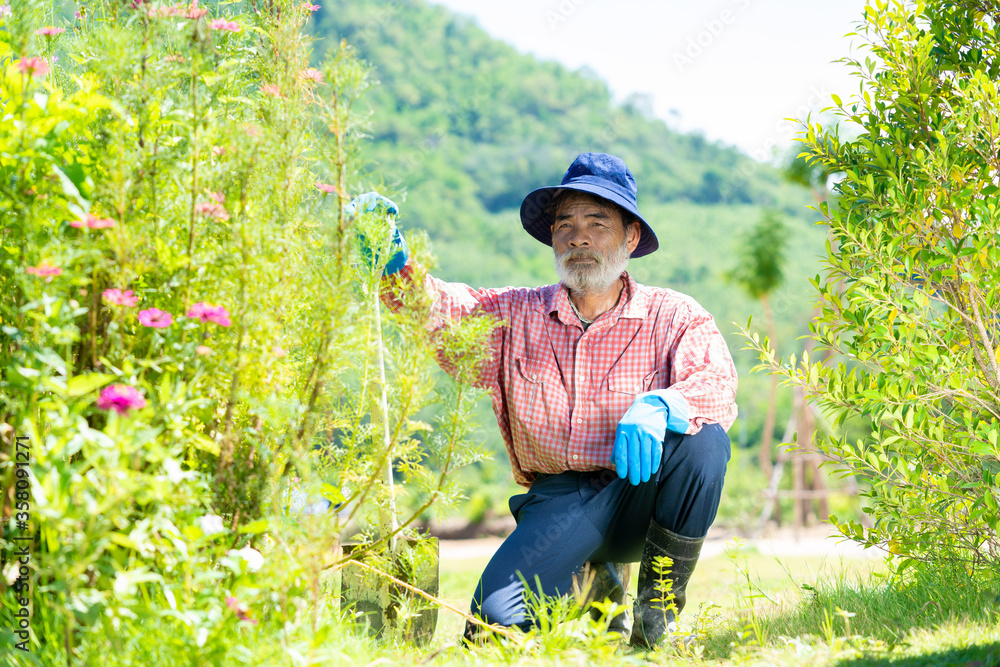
[747, 0, 1000, 574]
[0, 1, 489, 662]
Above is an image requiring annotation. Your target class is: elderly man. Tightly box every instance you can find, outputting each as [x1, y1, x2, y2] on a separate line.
[351, 152, 737, 648]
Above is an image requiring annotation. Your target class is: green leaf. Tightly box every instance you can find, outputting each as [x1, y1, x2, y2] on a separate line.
[321, 483, 345, 505]
[67, 373, 116, 398]
[113, 568, 163, 597]
[109, 533, 140, 550]
[51, 164, 90, 208]
[240, 519, 269, 534]
[191, 433, 221, 456]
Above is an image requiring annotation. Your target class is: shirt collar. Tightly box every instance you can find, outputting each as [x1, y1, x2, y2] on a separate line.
[542, 272, 648, 325]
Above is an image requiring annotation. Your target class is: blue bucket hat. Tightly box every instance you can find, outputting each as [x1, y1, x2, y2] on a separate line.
[519, 152, 658, 258]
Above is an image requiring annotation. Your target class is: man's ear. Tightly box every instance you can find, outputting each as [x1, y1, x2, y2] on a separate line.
[625, 220, 641, 253]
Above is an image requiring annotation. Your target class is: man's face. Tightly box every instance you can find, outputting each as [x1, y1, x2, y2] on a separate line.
[550, 193, 641, 294]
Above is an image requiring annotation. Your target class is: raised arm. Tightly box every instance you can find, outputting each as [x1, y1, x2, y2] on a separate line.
[349, 192, 510, 389]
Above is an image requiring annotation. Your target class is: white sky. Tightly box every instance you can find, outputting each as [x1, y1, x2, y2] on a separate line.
[429, 0, 870, 161]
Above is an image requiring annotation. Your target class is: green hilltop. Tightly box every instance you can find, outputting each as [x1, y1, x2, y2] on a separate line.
[310, 0, 830, 459]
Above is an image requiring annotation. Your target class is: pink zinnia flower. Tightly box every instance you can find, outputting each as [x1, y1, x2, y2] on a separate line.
[187, 302, 232, 327]
[211, 145, 226, 156]
[26, 262, 62, 280]
[195, 345, 213, 356]
[97, 384, 147, 414]
[74, 10, 82, 18]
[138, 308, 173, 328]
[36, 26, 66, 36]
[16, 57, 49, 78]
[209, 18, 240, 31]
[302, 3, 320, 11]
[272, 346, 286, 359]
[172, 0, 207, 19]
[194, 202, 230, 220]
[315, 182, 337, 194]
[70, 213, 116, 229]
[225, 596, 257, 624]
[299, 68, 322, 84]
[103, 288, 139, 307]
[208, 191, 224, 204]
[261, 84, 281, 98]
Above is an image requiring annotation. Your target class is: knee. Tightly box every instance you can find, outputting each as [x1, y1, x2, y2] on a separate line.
[675, 423, 730, 484]
[472, 580, 528, 630]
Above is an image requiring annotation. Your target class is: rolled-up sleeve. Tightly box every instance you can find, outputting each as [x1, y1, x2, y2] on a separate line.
[663, 301, 739, 434]
[381, 260, 510, 390]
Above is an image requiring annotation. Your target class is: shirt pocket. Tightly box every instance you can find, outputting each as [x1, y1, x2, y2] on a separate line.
[605, 369, 658, 420]
[511, 356, 562, 426]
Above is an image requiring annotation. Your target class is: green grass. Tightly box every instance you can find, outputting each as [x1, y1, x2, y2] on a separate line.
[23, 538, 998, 666]
[418, 540, 1000, 666]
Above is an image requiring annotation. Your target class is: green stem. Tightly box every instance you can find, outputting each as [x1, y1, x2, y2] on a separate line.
[330, 371, 469, 571]
[182, 54, 200, 323]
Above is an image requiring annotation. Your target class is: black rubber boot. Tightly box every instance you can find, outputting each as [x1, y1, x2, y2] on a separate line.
[629, 521, 704, 649]
[463, 618, 490, 646]
[584, 561, 632, 635]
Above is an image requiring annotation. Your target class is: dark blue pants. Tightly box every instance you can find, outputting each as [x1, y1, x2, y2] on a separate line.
[471, 424, 731, 630]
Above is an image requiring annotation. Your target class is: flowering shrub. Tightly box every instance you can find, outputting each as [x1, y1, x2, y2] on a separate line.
[0, 0, 491, 662]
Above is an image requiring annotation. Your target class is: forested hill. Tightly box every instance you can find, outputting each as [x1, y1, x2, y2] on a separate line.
[310, 0, 824, 350]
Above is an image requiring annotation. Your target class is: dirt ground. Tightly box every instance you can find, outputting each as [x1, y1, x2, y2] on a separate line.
[438, 523, 884, 562]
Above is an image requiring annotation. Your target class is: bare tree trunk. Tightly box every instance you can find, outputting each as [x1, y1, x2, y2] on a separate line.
[759, 295, 778, 478]
[798, 386, 817, 525]
[792, 455, 805, 532]
[791, 386, 806, 532]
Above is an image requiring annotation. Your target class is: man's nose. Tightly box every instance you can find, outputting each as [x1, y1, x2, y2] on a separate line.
[568, 228, 591, 247]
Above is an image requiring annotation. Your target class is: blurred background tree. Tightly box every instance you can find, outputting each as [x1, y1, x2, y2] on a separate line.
[727, 210, 788, 479]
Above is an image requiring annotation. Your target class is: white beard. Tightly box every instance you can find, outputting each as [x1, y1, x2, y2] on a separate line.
[554, 239, 630, 295]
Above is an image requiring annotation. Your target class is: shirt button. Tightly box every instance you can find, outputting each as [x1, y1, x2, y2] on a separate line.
[572, 454, 579, 460]
[634, 383, 642, 391]
[576, 418, 583, 423]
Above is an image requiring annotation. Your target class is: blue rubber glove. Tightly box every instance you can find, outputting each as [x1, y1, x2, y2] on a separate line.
[612, 389, 690, 485]
[347, 192, 409, 275]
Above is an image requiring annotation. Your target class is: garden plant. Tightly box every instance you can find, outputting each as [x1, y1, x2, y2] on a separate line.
[0, 0, 492, 663]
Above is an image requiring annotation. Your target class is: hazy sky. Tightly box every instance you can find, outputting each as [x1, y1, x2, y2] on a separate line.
[429, 0, 870, 160]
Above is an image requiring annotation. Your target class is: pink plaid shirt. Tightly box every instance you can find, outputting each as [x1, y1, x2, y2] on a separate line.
[385, 262, 738, 487]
